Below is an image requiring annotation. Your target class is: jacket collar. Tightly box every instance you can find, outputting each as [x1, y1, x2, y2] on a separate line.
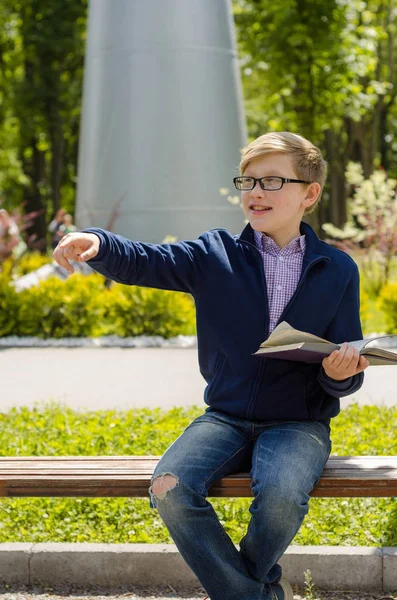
[236, 221, 330, 266]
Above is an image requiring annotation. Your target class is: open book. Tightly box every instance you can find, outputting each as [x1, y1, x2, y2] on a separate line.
[254, 322, 397, 365]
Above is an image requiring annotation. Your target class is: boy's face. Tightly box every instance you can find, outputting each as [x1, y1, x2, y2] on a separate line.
[240, 153, 319, 247]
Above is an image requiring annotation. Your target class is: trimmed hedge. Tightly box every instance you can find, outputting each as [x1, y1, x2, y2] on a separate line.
[0, 271, 196, 339]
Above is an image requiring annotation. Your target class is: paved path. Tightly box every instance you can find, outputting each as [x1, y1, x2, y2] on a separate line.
[0, 592, 393, 600]
[1, 347, 396, 412]
[0, 591, 391, 600]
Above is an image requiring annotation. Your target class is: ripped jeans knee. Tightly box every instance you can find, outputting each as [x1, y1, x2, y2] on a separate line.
[149, 472, 179, 508]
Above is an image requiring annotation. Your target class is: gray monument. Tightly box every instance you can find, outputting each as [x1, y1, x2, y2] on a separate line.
[75, 0, 247, 242]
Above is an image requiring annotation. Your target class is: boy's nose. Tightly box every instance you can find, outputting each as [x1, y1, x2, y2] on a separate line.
[249, 180, 265, 197]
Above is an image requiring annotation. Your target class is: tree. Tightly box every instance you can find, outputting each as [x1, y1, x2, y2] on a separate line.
[0, 0, 87, 247]
[232, 0, 397, 230]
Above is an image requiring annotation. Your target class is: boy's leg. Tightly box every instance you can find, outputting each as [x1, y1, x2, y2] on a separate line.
[149, 410, 272, 600]
[239, 420, 332, 584]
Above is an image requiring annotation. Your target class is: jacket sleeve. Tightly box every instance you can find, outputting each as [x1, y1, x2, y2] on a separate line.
[317, 262, 364, 398]
[82, 227, 210, 295]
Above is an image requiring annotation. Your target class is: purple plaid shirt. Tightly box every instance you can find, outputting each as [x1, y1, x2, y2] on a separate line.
[254, 230, 306, 334]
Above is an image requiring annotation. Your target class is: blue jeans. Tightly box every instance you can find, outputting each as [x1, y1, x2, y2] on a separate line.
[149, 409, 331, 600]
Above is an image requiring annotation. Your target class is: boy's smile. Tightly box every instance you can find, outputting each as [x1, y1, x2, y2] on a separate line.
[239, 153, 320, 249]
[249, 204, 273, 214]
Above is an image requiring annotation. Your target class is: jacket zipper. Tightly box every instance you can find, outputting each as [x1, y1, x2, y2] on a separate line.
[239, 240, 327, 419]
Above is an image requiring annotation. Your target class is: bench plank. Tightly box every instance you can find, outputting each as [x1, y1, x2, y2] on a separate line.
[0, 456, 395, 498]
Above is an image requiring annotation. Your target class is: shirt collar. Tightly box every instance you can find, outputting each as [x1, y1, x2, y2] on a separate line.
[236, 222, 330, 269]
[253, 230, 306, 256]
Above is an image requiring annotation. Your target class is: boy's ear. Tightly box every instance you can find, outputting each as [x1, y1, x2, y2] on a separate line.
[303, 182, 321, 209]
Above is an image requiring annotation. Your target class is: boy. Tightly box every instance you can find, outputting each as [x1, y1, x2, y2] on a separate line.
[53, 132, 369, 600]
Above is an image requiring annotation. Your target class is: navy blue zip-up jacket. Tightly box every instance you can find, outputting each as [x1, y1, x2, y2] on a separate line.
[84, 221, 364, 424]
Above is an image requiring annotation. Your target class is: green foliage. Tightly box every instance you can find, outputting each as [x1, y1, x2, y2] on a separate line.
[233, 0, 394, 138]
[0, 271, 20, 336]
[377, 282, 397, 333]
[13, 251, 53, 275]
[0, 271, 196, 338]
[103, 285, 196, 338]
[17, 273, 107, 338]
[0, 0, 87, 240]
[233, 0, 397, 230]
[359, 282, 369, 332]
[323, 164, 397, 295]
[0, 402, 395, 545]
[0, 0, 395, 238]
[233, 0, 348, 139]
[303, 570, 319, 600]
[362, 288, 388, 335]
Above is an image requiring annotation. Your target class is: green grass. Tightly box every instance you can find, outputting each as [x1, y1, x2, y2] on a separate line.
[0, 401, 396, 546]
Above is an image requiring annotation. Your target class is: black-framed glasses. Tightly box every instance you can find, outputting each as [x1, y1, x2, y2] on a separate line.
[233, 176, 310, 191]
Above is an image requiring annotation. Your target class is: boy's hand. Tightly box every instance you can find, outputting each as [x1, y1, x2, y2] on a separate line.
[322, 342, 370, 380]
[53, 233, 100, 274]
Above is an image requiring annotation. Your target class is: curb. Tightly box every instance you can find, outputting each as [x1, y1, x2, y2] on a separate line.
[0, 335, 197, 349]
[0, 544, 395, 592]
[0, 335, 396, 350]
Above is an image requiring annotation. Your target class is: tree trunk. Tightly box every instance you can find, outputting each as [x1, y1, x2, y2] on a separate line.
[19, 55, 47, 249]
[324, 129, 347, 227]
[48, 98, 65, 215]
[22, 140, 47, 250]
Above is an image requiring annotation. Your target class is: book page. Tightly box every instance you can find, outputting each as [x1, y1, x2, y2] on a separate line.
[346, 337, 396, 352]
[363, 347, 397, 361]
[344, 339, 369, 352]
[260, 321, 331, 348]
[362, 352, 397, 365]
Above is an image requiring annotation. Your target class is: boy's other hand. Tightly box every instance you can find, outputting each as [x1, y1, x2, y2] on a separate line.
[53, 233, 100, 274]
[322, 342, 370, 381]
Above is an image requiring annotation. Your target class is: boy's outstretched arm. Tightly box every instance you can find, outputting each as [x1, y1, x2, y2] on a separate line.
[53, 228, 210, 295]
[317, 263, 368, 397]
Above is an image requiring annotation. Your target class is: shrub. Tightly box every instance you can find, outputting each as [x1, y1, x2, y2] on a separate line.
[16, 273, 108, 338]
[0, 271, 20, 336]
[103, 284, 196, 338]
[13, 251, 53, 276]
[377, 282, 397, 334]
[0, 268, 197, 339]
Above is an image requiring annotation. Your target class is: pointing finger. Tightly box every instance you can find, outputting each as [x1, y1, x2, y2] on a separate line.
[53, 246, 74, 273]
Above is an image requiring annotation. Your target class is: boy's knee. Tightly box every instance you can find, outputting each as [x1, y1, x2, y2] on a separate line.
[151, 474, 179, 500]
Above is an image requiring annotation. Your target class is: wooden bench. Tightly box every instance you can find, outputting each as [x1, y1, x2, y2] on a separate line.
[0, 456, 396, 498]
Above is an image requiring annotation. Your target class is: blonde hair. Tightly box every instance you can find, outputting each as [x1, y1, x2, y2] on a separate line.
[239, 132, 328, 214]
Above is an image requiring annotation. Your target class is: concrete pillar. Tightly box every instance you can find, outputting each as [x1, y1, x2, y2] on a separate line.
[75, 0, 247, 242]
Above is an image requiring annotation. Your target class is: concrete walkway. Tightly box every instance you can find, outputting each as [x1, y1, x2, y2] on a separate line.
[1, 347, 396, 412]
[0, 592, 394, 600]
